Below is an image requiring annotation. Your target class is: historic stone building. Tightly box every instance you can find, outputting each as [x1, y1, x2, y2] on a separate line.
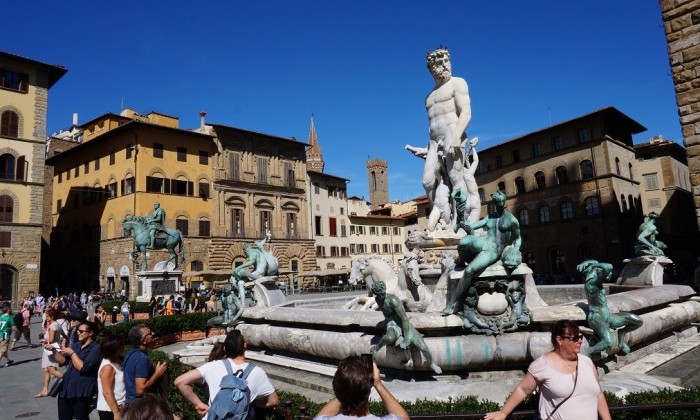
[46, 109, 318, 295]
[304, 117, 352, 279]
[473, 107, 646, 280]
[204, 122, 315, 282]
[635, 135, 697, 274]
[0, 51, 66, 304]
[366, 158, 389, 209]
[659, 0, 700, 231]
[46, 110, 215, 294]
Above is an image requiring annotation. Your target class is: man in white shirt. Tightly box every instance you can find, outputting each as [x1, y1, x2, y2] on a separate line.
[174, 329, 278, 419]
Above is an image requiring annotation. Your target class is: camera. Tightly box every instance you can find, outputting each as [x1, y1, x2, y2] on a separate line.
[361, 353, 373, 368]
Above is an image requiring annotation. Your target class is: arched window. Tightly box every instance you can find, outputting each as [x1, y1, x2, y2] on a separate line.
[549, 248, 566, 275]
[0, 195, 13, 222]
[628, 163, 634, 180]
[621, 194, 627, 213]
[518, 208, 529, 226]
[515, 177, 525, 194]
[615, 157, 621, 175]
[560, 200, 573, 220]
[0, 154, 15, 180]
[371, 171, 377, 190]
[0, 111, 19, 138]
[580, 160, 594, 180]
[176, 216, 189, 236]
[478, 188, 485, 203]
[584, 197, 600, 216]
[497, 181, 506, 194]
[554, 166, 568, 185]
[535, 171, 546, 190]
[538, 206, 550, 224]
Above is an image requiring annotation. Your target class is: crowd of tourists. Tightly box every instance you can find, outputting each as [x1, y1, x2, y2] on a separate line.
[1, 286, 610, 419]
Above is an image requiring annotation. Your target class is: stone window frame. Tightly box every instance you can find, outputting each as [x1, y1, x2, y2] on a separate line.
[1, 109, 20, 138]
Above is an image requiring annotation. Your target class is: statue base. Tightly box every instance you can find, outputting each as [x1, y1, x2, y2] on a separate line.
[135, 269, 183, 302]
[251, 276, 286, 307]
[617, 256, 673, 287]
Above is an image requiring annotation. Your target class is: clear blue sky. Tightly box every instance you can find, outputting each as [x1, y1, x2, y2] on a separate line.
[8, 1, 680, 201]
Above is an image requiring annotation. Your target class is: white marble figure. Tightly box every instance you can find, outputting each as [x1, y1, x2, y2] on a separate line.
[406, 137, 480, 230]
[348, 255, 433, 310]
[404, 47, 479, 232]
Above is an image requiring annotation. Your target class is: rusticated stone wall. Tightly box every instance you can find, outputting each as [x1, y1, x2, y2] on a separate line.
[660, 0, 700, 228]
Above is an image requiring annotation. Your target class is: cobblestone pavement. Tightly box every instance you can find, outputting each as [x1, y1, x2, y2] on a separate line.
[0, 315, 99, 420]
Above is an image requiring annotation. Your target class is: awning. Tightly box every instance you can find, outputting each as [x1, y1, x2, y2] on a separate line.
[297, 269, 350, 277]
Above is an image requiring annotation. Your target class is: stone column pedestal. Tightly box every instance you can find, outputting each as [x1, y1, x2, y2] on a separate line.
[135, 263, 183, 302]
[616, 256, 673, 287]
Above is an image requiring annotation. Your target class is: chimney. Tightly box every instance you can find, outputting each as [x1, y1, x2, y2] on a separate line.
[199, 111, 207, 129]
[72, 113, 78, 126]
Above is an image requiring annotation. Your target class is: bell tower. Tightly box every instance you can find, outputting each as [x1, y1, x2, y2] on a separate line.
[305, 114, 324, 173]
[366, 158, 389, 209]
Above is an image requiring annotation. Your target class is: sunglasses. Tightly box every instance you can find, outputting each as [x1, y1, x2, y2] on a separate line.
[561, 334, 584, 342]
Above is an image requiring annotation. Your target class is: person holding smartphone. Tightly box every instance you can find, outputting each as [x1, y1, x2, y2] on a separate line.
[315, 355, 408, 420]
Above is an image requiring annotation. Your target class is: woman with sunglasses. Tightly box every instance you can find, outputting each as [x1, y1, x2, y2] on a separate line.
[484, 320, 611, 420]
[48, 321, 102, 420]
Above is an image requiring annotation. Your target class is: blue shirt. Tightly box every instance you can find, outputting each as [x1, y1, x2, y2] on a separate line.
[59, 340, 101, 399]
[123, 348, 154, 405]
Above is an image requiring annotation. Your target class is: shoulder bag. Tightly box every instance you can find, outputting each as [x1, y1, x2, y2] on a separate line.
[535, 356, 579, 420]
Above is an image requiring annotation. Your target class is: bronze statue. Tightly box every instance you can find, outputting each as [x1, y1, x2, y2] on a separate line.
[122, 204, 185, 270]
[577, 260, 643, 354]
[442, 189, 522, 316]
[369, 281, 442, 374]
[145, 202, 167, 249]
[634, 212, 667, 257]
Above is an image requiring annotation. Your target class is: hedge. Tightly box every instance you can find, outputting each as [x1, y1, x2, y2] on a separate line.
[97, 312, 216, 339]
[147, 348, 700, 420]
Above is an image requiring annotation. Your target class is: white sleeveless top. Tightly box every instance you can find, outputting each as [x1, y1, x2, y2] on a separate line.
[97, 358, 125, 411]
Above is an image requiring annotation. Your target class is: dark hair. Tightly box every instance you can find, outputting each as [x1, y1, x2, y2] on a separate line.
[207, 341, 227, 362]
[332, 356, 373, 416]
[80, 321, 98, 335]
[100, 334, 126, 360]
[551, 320, 580, 348]
[128, 324, 149, 347]
[121, 393, 174, 420]
[223, 329, 245, 358]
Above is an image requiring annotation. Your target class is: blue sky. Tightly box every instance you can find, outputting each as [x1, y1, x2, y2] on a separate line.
[9, 1, 679, 201]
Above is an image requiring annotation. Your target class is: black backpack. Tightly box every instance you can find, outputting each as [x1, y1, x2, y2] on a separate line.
[13, 311, 23, 327]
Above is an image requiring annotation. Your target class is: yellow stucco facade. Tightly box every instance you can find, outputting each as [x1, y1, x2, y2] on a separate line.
[0, 51, 66, 304]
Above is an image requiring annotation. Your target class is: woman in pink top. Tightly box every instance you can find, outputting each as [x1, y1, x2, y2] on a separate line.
[484, 320, 611, 420]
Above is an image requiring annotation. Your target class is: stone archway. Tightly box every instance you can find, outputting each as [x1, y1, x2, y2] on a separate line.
[0, 264, 18, 303]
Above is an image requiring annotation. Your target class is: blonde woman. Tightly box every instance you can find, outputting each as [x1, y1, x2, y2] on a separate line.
[36, 308, 64, 398]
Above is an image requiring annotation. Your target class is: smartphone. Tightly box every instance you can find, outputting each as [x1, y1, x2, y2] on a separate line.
[361, 353, 373, 368]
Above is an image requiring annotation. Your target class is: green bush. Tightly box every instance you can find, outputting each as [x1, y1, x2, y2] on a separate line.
[612, 387, 700, 420]
[97, 312, 216, 340]
[125, 347, 700, 420]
